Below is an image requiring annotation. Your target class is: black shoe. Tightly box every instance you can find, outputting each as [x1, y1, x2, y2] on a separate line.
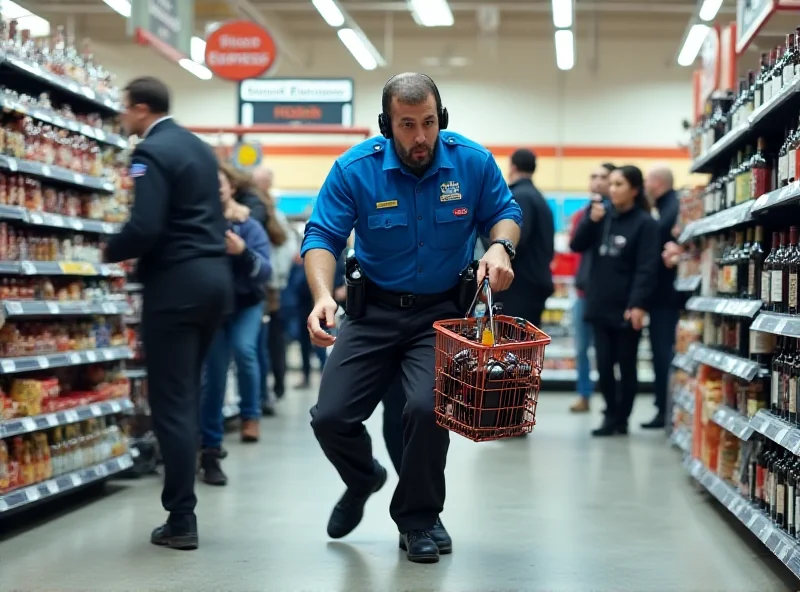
[219, 447, 228, 460]
[641, 413, 666, 429]
[327, 461, 387, 539]
[200, 449, 227, 486]
[400, 517, 452, 554]
[262, 400, 276, 417]
[591, 419, 627, 437]
[151, 516, 198, 550]
[400, 530, 440, 563]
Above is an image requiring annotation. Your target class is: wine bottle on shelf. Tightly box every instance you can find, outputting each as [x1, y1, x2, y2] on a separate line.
[771, 446, 782, 522]
[772, 231, 787, 312]
[754, 52, 768, 109]
[757, 441, 769, 508]
[788, 457, 798, 537]
[739, 228, 753, 298]
[792, 344, 800, 425]
[749, 225, 766, 300]
[778, 451, 788, 530]
[773, 336, 785, 415]
[780, 128, 791, 188]
[788, 226, 800, 314]
[787, 338, 798, 422]
[789, 127, 799, 186]
[774, 44, 786, 98]
[785, 34, 797, 91]
[751, 138, 772, 199]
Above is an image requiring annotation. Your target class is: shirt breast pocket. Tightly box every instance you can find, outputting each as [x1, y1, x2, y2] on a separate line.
[433, 206, 473, 249]
[366, 211, 410, 252]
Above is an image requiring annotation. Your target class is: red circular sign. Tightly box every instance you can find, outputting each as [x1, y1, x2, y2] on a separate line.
[204, 20, 277, 81]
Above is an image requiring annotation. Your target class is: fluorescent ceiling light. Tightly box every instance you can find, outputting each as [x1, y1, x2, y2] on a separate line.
[0, 0, 51, 37]
[102, 0, 131, 18]
[551, 0, 573, 28]
[677, 24, 710, 66]
[179, 58, 213, 80]
[408, 0, 454, 27]
[554, 29, 574, 71]
[312, 0, 345, 27]
[337, 28, 378, 70]
[190, 36, 206, 64]
[698, 0, 724, 22]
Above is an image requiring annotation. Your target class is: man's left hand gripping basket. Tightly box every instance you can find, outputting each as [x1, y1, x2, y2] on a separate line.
[433, 280, 551, 442]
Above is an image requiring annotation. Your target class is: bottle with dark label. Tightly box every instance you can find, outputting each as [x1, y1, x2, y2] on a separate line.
[739, 229, 752, 298]
[748, 369, 772, 416]
[785, 339, 798, 421]
[772, 231, 787, 313]
[754, 53, 768, 109]
[757, 441, 769, 507]
[750, 225, 766, 300]
[785, 34, 797, 91]
[764, 231, 779, 308]
[778, 451, 790, 530]
[774, 44, 786, 98]
[773, 336, 785, 415]
[789, 226, 800, 314]
[751, 138, 772, 200]
[792, 344, 800, 425]
[779, 128, 791, 188]
[789, 457, 798, 536]
[771, 446, 782, 522]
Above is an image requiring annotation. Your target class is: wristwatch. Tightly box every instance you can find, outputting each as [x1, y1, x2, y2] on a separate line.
[491, 239, 516, 260]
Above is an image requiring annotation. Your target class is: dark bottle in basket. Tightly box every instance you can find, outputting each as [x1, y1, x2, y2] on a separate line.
[344, 255, 366, 319]
[457, 262, 478, 313]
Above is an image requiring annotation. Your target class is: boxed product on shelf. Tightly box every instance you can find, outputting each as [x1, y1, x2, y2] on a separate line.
[0, 318, 126, 356]
[676, 315, 703, 353]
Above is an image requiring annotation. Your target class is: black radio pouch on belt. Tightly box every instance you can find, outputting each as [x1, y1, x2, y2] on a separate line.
[457, 260, 480, 313]
[345, 254, 366, 319]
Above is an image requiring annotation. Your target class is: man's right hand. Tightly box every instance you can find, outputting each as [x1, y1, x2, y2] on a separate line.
[307, 295, 338, 347]
[589, 201, 606, 223]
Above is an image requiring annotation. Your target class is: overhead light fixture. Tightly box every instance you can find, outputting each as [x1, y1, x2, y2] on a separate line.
[554, 29, 574, 71]
[551, 0, 573, 29]
[698, 0, 724, 22]
[408, 0, 454, 27]
[678, 23, 710, 66]
[0, 0, 51, 37]
[337, 28, 378, 70]
[102, 0, 131, 18]
[312, 0, 345, 28]
[179, 58, 213, 81]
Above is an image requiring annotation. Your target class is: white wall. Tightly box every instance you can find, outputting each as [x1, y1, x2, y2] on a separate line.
[92, 36, 692, 148]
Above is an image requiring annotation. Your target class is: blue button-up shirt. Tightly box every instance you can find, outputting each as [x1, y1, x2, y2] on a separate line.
[301, 131, 523, 294]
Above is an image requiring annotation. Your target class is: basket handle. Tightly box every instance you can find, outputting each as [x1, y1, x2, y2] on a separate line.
[465, 278, 498, 344]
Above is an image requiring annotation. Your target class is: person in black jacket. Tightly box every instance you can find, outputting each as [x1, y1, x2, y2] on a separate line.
[105, 76, 233, 549]
[569, 165, 660, 437]
[482, 149, 554, 325]
[642, 165, 681, 429]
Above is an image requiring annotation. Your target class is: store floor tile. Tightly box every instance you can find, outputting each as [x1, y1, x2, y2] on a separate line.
[0, 383, 796, 592]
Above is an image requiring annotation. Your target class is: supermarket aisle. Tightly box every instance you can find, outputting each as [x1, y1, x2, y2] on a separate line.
[0, 390, 796, 592]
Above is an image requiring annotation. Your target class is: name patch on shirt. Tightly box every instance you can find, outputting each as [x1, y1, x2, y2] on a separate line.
[376, 200, 398, 209]
[440, 181, 461, 202]
[129, 163, 147, 178]
[453, 207, 469, 217]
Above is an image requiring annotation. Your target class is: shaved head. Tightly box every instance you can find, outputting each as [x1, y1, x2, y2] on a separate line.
[645, 164, 674, 201]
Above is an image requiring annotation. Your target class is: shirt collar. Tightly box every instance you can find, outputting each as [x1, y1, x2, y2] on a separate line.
[143, 115, 174, 139]
[382, 135, 455, 174]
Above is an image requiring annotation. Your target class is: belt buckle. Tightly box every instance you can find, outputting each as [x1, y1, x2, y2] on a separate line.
[399, 294, 416, 308]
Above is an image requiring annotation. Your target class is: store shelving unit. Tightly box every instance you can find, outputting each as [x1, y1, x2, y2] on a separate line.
[0, 36, 134, 515]
[669, 46, 800, 580]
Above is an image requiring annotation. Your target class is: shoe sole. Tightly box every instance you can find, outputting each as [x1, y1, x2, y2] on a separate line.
[407, 552, 440, 564]
[151, 535, 198, 550]
[399, 537, 452, 554]
[327, 466, 388, 539]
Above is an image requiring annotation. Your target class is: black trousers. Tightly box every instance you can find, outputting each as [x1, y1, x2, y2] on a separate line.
[267, 309, 286, 398]
[310, 299, 457, 533]
[592, 323, 641, 426]
[142, 257, 232, 520]
[382, 378, 406, 475]
[649, 307, 680, 415]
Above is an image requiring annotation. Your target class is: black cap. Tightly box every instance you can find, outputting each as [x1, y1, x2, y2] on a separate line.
[510, 148, 536, 174]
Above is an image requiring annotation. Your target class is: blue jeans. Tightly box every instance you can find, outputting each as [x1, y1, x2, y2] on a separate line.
[200, 302, 264, 449]
[573, 297, 594, 399]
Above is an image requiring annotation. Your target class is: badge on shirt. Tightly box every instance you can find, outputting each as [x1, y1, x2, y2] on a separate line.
[376, 200, 398, 209]
[130, 163, 147, 178]
[453, 207, 469, 217]
[440, 181, 461, 202]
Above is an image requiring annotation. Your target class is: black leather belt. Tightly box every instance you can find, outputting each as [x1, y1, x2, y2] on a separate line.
[367, 282, 456, 309]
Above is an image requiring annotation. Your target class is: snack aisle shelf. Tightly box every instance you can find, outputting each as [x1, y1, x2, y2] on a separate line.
[669, 40, 800, 580]
[0, 29, 135, 514]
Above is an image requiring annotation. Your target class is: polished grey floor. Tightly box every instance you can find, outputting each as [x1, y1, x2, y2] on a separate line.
[0, 385, 797, 592]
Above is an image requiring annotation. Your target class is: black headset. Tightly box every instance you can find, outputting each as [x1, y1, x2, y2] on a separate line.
[378, 73, 449, 139]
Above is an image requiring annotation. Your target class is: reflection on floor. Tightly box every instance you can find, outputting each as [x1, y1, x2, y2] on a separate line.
[0, 387, 796, 592]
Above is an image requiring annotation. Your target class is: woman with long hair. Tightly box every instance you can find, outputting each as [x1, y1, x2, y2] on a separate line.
[569, 165, 660, 437]
[199, 164, 272, 485]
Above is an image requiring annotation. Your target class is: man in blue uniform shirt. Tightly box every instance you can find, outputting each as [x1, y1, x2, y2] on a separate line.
[301, 72, 522, 564]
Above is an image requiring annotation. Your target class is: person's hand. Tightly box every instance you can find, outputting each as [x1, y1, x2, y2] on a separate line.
[307, 295, 338, 347]
[225, 230, 246, 255]
[662, 241, 682, 269]
[334, 285, 346, 303]
[624, 307, 646, 331]
[589, 200, 606, 222]
[477, 244, 514, 292]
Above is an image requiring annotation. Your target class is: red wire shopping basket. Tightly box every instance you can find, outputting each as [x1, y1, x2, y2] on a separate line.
[433, 279, 551, 442]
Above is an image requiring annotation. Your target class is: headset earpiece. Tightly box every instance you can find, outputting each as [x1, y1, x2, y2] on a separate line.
[378, 112, 392, 139]
[439, 106, 449, 130]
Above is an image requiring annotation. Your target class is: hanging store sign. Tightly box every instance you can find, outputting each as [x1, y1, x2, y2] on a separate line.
[736, 0, 776, 54]
[237, 78, 354, 126]
[699, 25, 721, 105]
[204, 20, 277, 81]
[128, 0, 194, 62]
[231, 141, 263, 171]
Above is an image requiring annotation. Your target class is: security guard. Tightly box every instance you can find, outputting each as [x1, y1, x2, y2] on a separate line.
[302, 72, 522, 564]
[105, 76, 233, 550]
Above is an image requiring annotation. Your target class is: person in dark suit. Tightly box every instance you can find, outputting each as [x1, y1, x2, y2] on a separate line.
[104, 76, 233, 550]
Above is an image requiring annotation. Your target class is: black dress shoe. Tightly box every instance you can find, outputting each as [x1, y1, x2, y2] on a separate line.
[400, 530, 440, 563]
[400, 517, 452, 554]
[200, 448, 227, 486]
[151, 516, 198, 550]
[591, 420, 627, 437]
[327, 462, 387, 539]
[641, 413, 665, 429]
